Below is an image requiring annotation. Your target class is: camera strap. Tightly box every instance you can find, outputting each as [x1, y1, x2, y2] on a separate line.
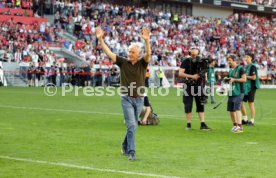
[189, 58, 192, 75]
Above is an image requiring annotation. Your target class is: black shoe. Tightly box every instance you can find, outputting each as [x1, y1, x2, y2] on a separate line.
[128, 153, 136, 161]
[211, 101, 216, 104]
[121, 147, 128, 156]
[246, 121, 254, 126]
[242, 120, 248, 125]
[186, 123, 192, 131]
[185, 126, 192, 131]
[200, 124, 212, 131]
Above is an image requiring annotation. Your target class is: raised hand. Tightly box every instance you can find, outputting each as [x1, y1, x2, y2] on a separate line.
[140, 27, 150, 41]
[95, 27, 104, 40]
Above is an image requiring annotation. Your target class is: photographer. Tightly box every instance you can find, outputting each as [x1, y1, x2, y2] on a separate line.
[138, 95, 160, 126]
[225, 54, 246, 133]
[178, 48, 211, 131]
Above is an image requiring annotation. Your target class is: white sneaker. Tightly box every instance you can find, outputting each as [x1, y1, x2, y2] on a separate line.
[236, 126, 243, 133]
[231, 126, 237, 132]
[232, 126, 243, 133]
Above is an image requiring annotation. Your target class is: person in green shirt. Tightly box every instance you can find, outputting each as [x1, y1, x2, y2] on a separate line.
[226, 54, 246, 133]
[241, 53, 260, 126]
[15, 0, 21, 7]
[207, 59, 216, 104]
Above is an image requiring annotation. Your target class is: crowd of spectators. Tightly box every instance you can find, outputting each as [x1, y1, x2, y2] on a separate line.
[53, 2, 275, 71]
[0, 18, 65, 65]
[0, 0, 33, 10]
[0, 1, 275, 86]
[0, 1, 274, 70]
[225, 0, 276, 7]
[23, 61, 120, 87]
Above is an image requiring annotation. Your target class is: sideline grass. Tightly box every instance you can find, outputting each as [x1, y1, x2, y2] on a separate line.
[0, 87, 276, 177]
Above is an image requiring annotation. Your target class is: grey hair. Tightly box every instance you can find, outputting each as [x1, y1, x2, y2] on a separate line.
[128, 42, 144, 59]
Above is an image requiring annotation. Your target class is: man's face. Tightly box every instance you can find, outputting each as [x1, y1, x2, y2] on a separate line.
[211, 61, 216, 67]
[245, 55, 252, 64]
[128, 46, 140, 62]
[227, 58, 235, 68]
[190, 49, 199, 58]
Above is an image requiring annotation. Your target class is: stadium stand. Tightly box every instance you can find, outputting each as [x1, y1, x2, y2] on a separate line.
[225, 0, 276, 7]
[0, 0, 33, 9]
[0, 0, 275, 87]
[53, 2, 275, 70]
[0, 15, 48, 24]
[0, 7, 33, 16]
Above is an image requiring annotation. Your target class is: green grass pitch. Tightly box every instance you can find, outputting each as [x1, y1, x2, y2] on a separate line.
[0, 87, 276, 178]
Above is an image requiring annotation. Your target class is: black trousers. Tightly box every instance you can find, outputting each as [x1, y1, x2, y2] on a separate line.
[183, 85, 204, 113]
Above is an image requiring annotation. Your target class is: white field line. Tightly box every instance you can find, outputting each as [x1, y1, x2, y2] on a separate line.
[0, 105, 122, 116]
[0, 105, 246, 118]
[0, 155, 180, 178]
[245, 142, 258, 145]
[0, 105, 274, 125]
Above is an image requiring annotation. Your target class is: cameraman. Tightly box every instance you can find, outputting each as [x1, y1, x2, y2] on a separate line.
[178, 48, 211, 131]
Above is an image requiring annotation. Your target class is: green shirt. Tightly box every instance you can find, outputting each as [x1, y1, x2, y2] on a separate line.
[115, 56, 148, 97]
[228, 65, 245, 96]
[244, 63, 260, 95]
[158, 70, 164, 78]
[208, 67, 216, 85]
